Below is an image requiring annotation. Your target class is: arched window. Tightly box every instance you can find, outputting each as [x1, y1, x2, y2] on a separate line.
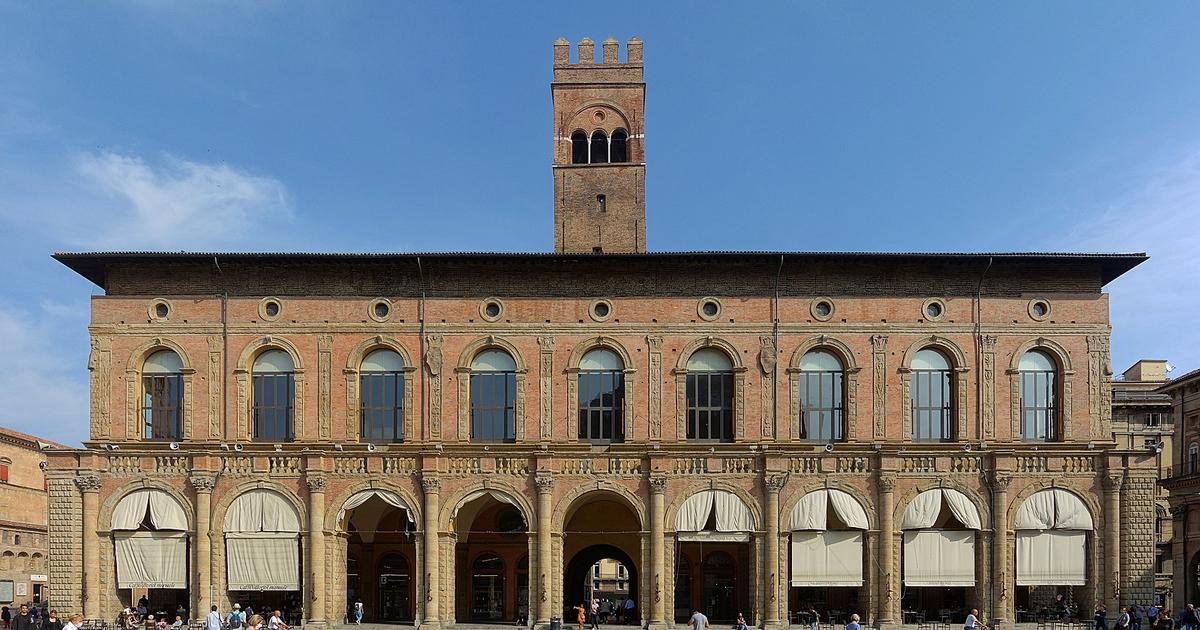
[361, 349, 405, 442]
[471, 350, 517, 442]
[578, 348, 625, 442]
[798, 350, 845, 441]
[1019, 350, 1058, 441]
[911, 349, 953, 441]
[142, 349, 184, 440]
[610, 129, 628, 162]
[686, 348, 734, 441]
[571, 131, 589, 164]
[590, 130, 609, 164]
[253, 349, 295, 442]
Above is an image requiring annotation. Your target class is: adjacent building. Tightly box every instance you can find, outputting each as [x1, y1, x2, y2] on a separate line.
[1161, 368, 1200, 607]
[47, 38, 1156, 630]
[0, 427, 65, 607]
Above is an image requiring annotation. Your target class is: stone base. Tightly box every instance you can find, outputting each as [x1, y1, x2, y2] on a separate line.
[763, 621, 788, 630]
[876, 621, 902, 630]
[417, 621, 442, 630]
[302, 621, 328, 630]
[647, 621, 670, 630]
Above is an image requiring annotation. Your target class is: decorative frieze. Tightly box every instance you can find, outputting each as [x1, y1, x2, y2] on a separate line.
[980, 335, 997, 439]
[207, 335, 222, 439]
[537, 336, 555, 440]
[425, 334, 443, 440]
[871, 335, 888, 439]
[87, 336, 112, 439]
[647, 336, 663, 439]
[318, 334, 333, 440]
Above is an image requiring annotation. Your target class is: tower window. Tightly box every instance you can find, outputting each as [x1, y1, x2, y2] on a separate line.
[590, 130, 609, 164]
[597, 194, 606, 212]
[611, 129, 628, 162]
[571, 131, 588, 164]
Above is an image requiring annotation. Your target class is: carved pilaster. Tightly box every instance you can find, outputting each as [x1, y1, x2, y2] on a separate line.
[759, 336, 777, 440]
[981, 335, 997, 439]
[515, 372, 527, 441]
[647, 336, 663, 439]
[538, 336, 555, 440]
[207, 335, 222, 440]
[1087, 335, 1112, 439]
[235, 370, 249, 440]
[735, 371, 746, 440]
[425, 334, 444, 441]
[318, 334, 333, 439]
[871, 335, 888, 439]
[88, 336, 113, 439]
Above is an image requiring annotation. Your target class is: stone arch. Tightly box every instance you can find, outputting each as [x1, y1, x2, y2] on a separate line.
[324, 479, 423, 533]
[564, 100, 634, 135]
[211, 479, 307, 535]
[779, 480, 876, 530]
[1007, 337, 1076, 441]
[344, 335, 417, 442]
[565, 336, 639, 441]
[893, 481, 990, 528]
[441, 479, 535, 531]
[898, 335, 971, 441]
[234, 335, 306, 441]
[554, 483, 647, 533]
[787, 335, 862, 442]
[455, 335, 529, 373]
[665, 481, 762, 533]
[674, 336, 746, 372]
[1008, 336, 1075, 373]
[1005, 480, 1101, 532]
[123, 337, 196, 441]
[98, 480, 194, 533]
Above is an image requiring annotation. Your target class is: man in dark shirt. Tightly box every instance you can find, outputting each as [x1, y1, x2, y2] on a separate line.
[11, 605, 34, 630]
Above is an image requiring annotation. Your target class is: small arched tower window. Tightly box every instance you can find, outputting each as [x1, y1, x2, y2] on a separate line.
[610, 129, 628, 163]
[571, 131, 588, 164]
[590, 130, 609, 164]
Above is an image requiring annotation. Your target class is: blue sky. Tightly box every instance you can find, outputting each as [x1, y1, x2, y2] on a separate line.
[2, 2, 1198, 445]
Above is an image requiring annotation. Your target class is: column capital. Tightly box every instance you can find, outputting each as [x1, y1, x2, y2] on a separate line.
[74, 474, 101, 493]
[189, 475, 216, 493]
[877, 474, 896, 492]
[306, 475, 328, 494]
[763, 473, 788, 493]
[1104, 473, 1124, 493]
[535, 475, 555, 493]
[649, 476, 668, 495]
[990, 472, 1013, 492]
[1171, 505, 1188, 518]
[421, 475, 442, 494]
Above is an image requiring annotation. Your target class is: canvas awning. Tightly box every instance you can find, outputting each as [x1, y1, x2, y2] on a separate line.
[790, 531, 863, 587]
[337, 489, 415, 526]
[902, 530, 975, 587]
[901, 488, 982, 530]
[789, 489, 869, 531]
[112, 489, 188, 530]
[224, 490, 301, 591]
[675, 489, 754, 533]
[1014, 489, 1092, 585]
[115, 530, 187, 589]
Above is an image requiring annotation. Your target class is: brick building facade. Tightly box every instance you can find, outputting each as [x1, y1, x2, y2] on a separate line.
[0, 427, 65, 607]
[1161, 368, 1200, 608]
[46, 38, 1156, 630]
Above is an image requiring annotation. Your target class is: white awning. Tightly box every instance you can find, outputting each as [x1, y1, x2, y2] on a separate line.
[789, 489, 869, 531]
[677, 531, 751, 543]
[1015, 489, 1094, 531]
[336, 489, 414, 526]
[901, 488, 981, 530]
[790, 530, 863, 587]
[676, 490, 754, 533]
[1016, 530, 1087, 586]
[114, 531, 186, 589]
[225, 533, 301, 591]
[112, 490, 188, 531]
[902, 530, 975, 587]
[454, 489, 526, 526]
[224, 490, 301, 533]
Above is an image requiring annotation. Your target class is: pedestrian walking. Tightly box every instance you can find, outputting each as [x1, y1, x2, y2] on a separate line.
[846, 614, 862, 630]
[246, 615, 263, 630]
[1159, 611, 1175, 630]
[810, 608, 821, 630]
[353, 602, 363, 625]
[227, 604, 246, 630]
[12, 605, 34, 630]
[1184, 606, 1199, 630]
[590, 599, 600, 630]
[1117, 608, 1131, 630]
[44, 610, 62, 630]
[575, 602, 587, 630]
[3, 606, 11, 629]
[205, 606, 221, 630]
[1096, 606, 1108, 630]
[1135, 606, 1146, 630]
[688, 609, 709, 630]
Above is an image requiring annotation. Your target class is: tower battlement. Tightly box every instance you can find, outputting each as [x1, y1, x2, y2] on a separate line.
[553, 37, 644, 84]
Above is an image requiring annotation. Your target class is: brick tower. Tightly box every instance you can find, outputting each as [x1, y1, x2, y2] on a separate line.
[552, 36, 646, 253]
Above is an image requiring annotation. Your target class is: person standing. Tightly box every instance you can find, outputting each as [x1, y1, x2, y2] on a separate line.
[1096, 605, 1109, 630]
[590, 599, 600, 630]
[688, 609, 709, 630]
[44, 610, 62, 630]
[227, 605, 246, 630]
[353, 602, 363, 625]
[246, 615, 263, 630]
[1135, 606, 1146, 630]
[1117, 607, 1131, 630]
[205, 607, 221, 630]
[574, 603, 587, 630]
[3, 606, 11, 629]
[1159, 611, 1175, 630]
[12, 605, 34, 630]
[810, 608, 821, 630]
[268, 610, 288, 630]
[623, 598, 635, 624]
[846, 614, 862, 630]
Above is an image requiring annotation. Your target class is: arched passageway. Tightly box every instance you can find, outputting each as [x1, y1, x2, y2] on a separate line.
[562, 493, 643, 624]
[453, 490, 530, 623]
[341, 490, 417, 624]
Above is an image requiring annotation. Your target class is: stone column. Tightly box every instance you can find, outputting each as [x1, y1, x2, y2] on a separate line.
[649, 477, 668, 630]
[877, 474, 897, 627]
[422, 476, 442, 629]
[991, 473, 1012, 624]
[536, 476, 555, 626]
[76, 475, 102, 619]
[1171, 506, 1188, 606]
[307, 476, 328, 625]
[1105, 474, 1123, 608]
[190, 475, 216, 614]
[764, 474, 787, 629]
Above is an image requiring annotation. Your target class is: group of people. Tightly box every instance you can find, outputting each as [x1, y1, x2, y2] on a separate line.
[1, 604, 79, 630]
[205, 604, 291, 630]
[571, 598, 637, 628]
[1098, 602, 1196, 630]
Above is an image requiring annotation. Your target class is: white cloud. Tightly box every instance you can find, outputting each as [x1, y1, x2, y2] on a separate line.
[65, 151, 293, 250]
[0, 302, 88, 446]
[1059, 145, 1200, 377]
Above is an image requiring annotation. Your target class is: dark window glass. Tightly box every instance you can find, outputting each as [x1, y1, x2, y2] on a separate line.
[911, 368, 953, 441]
[590, 131, 609, 164]
[571, 131, 588, 164]
[578, 370, 625, 442]
[798, 370, 844, 441]
[361, 372, 404, 442]
[1020, 370, 1058, 441]
[686, 372, 734, 441]
[610, 129, 628, 162]
[142, 374, 183, 440]
[470, 372, 516, 442]
[253, 373, 295, 441]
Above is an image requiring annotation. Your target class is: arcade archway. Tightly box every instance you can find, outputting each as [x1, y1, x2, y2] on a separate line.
[452, 490, 531, 623]
[340, 490, 417, 624]
[561, 492, 643, 624]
